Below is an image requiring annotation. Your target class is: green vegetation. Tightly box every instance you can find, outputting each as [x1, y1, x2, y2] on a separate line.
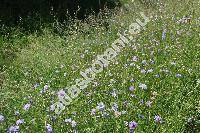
[0, 0, 199, 132]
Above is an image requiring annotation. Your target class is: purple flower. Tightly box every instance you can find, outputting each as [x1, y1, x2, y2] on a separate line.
[57, 89, 66, 97]
[71, 120, 77, 127]
[129, 121, 138, 129]
[129, 86, 135, 91]
[132, 56, 138, 62]
[176, 74, 182, 78]
[46, 124, 53, 133]
[130, 79, 135, 82]
[162, 29, 167, 40]
[111, 103, 118, 111]
[8, 125, 19, 133]
[23, 103, 31, 110]
[16, 119, 24, 125]
[96, 102, 105, 111]
[91, 109, 96, 115]
[154, 115, 162, 123]
[0, 115, 5, 123]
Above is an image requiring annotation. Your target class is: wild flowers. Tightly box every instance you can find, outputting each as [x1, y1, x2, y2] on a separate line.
[23, 103, 31, 110]
[8, 125, 19, 133]
[96, 102, 105, 111]
[139, 83, 147, 90]
[0, 114, 5, 123]
[129, 121, 138, 133]
[154, 115, 162, 123]
[46, 124, 53, 133]
[16, 119, 25, 125]
[129, 86, 135, 91]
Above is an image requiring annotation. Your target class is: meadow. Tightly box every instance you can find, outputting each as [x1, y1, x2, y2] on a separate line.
[0, 0, 199, 132]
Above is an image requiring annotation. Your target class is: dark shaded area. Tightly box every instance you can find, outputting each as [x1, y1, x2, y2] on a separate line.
[0, 0, 121, 32]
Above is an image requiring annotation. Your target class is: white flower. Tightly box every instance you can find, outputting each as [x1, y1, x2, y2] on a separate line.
[71, 120, 77, 127]
[64, 118, 72, 123]
[0, 115, 5, 123]
[139, 83, 147, 90]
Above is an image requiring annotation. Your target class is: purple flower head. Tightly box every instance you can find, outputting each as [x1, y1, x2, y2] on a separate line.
[8, 125, 19, 133]
[130, 79, 135, 82]
[112, 103, 118, 111]
[71, 120, 77, 127]
[96, 102, 105, 111]
[141, 69, 146, 74]
[57, 89, 66, 97]
[23, 103, 31, 110]
[162, 29, 167, 40]
[132, 56, 138, 62]
[0, 115, 5, 123]
[16, 119, 24, 125]
[129, 121, 138, 129]
[111, 90, 117, 97]
[129, 86, 135, 91]
[91, 109, 96, 115]
[46, 124, 53, 133]
[154, 115, 162, 123]
[176, 74, 182, 78]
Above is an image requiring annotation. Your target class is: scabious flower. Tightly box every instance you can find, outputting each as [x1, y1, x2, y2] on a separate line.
[111, 103, 118, 111]
[46, 124, 53, 133]
[96, 102, 105, 111]
[57, 89, 66, 97]
[91, 109, 96, 115]
[129, 121, 138, 133]
[154, 115, 162, 123]
[111, 89, 117, 98]
[147, 69, 153, 73]
[176, 74, 182, 78]
[23, 103, 31, 110]
[139, 83, 147, 90]
[162, 29, 167, 40]
[146, 101, 152, 107]
[71, 120, 77, 127]
[0, 115, 5, 123]
[132, 56, 138, 62]
[141, 69, 146, 74]
[40, 85, 49, 94]
[8, 125, 19, 133]
[16, 119, 24, 125]
[129, 86, 135, 91]
[130, 79, 135, 82]
[64, 118, 72, 123]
